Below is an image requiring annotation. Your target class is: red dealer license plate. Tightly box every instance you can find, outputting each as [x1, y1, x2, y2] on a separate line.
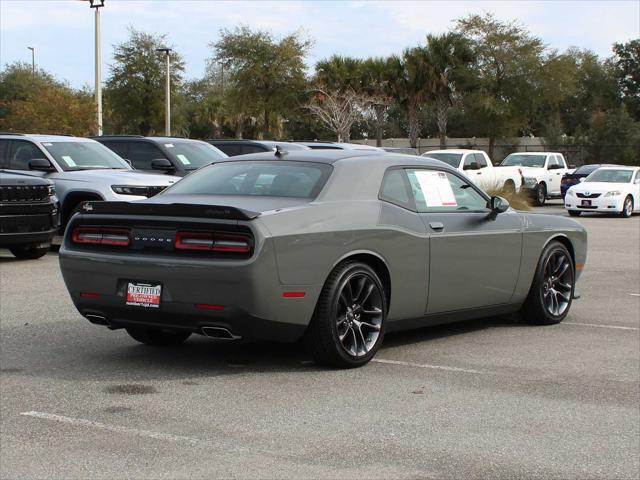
[581, 200, 592, 207]
[126, 282, 161, 308]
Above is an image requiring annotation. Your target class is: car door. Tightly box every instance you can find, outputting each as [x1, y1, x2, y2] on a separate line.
[633, 170, 640, 211]
[462, 153, 481, 183]
[405, 167, 523, 314]
[473, 153, 490, 189]
[547, 155, 564, 195]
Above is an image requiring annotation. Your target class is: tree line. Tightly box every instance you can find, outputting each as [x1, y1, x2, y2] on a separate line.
[1, 13, 638, 162]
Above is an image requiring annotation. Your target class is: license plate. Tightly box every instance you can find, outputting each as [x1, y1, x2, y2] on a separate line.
[581, 200, 591, 206]
[126, 282, 161, 308]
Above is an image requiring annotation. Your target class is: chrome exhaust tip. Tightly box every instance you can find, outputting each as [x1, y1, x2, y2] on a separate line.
[84, 313, 110, 326]
[201, 326, 241, 340]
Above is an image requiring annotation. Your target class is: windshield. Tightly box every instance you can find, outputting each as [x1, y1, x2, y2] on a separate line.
[574, 164, 600, 175]
[165, 141, 227, 169]
[165, 161, 332, 198]
[585, 169, 633, 183]
[424, 153, 462, 168]
[43, 141, 130, 171]
[501, 154, 546, 168]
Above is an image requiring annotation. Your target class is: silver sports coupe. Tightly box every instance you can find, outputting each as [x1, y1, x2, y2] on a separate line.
[59, 150, 587, 368]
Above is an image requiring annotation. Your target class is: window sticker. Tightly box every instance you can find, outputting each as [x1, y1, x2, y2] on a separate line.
[61, 155, 77, 167]
[176, 154, 190, 165]
[164, 143, 175, 148]
[414, 171, 457, 207]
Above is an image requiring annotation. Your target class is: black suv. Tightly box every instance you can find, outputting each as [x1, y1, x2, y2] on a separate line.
[0, 170, 59, 259]
[93, 136, 227, 177]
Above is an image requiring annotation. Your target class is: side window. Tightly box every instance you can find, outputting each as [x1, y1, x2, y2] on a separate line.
[556, 155, 567, 168]
[547, 155, 559, 169]
[8, 140, 45, 170]
[128, 142, 167, 170]
[379, 169, 412, 209]
[462, 154, 478, 170]
[634, 170, 640, 183]
[474, 153, 488, 168]
[407, 169, 488, 213]
[217, 144, 241, 156]
[0, 140, 9, 168]
[101, 141, 129, 160]
[241, 145, 268, 154]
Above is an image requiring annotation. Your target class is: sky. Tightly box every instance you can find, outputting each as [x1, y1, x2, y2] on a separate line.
[1, 0, 639, 88]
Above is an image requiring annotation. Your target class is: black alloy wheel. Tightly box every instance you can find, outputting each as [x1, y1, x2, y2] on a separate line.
[307, 261, 386, 368]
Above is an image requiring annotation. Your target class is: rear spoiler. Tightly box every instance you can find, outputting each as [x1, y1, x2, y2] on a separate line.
[77, 201, 260, 221]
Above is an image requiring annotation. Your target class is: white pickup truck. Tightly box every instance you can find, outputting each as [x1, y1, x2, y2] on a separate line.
[498, 152, 575, 206]
[422, 149, 523, 193]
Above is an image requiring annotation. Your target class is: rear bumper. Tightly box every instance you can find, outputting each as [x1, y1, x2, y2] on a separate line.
[59, 248, 322, 342]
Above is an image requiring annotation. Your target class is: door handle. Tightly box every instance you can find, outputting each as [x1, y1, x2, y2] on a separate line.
[429, 222, 444, 231]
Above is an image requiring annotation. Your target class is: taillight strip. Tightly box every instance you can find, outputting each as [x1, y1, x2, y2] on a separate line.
[72, 227, 131, 247]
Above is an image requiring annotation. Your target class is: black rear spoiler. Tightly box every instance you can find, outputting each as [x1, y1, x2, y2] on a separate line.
[77, 201, 260, 221]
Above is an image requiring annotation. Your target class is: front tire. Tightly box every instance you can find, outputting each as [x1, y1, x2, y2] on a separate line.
[306, 261, 387, 368]
[620, 196, 633, 218]
[521, 241, 575, 325]
[9, 244, 50, 260]
[534, 183, 547, 206]
[125, 327, 191, 346]
[568, 210, 581, 217]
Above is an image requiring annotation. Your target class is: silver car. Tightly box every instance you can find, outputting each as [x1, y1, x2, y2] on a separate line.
[0, 134, 180, 230]
[59, 150, 587, 368]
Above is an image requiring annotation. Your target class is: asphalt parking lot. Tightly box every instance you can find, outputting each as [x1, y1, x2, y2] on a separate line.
[1, 200, 638, 479]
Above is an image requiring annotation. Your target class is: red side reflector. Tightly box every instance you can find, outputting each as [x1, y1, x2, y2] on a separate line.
[282, 292, 306, 298]
[80, 292, 100, 299]
[194, 303, 225, 311]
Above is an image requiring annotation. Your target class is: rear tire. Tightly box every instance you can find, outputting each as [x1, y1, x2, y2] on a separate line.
[620, 196, 633, 218]
[125, 327, 191, 346]
[9, 244, 50, 260]
[568, 210, 581, 217]
[306, 261, 387, 368]
[534, 183, 547, 206]
[521, 241, 574, 325]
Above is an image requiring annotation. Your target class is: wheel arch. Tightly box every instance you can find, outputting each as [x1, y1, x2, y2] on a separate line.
[543, 234, 575, 267]
[332, 250, 392, 312]
[60, 190, 104, 231]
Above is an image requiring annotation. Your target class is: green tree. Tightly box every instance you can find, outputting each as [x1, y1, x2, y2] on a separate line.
[423, 33, 473, 148]
[386, 48, 431, 149]
[578, 107, 640, 165]
[104, 28, 185, 135]
[457, 13, 545, 157]
[0, 62, 95, 135]
[211, 26, 311, 139]
[360, 58, 393, 147]
[612, 39, 640, 120]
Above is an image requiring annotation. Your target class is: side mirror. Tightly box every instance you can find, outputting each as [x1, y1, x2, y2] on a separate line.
[29, 159, 56, 172]
[634, 178, 640, 184]
[464, 162, 480, 171]
[579, 177, 586, 183]
[150, 158, 174, 171]
[488, 196, 510, 220]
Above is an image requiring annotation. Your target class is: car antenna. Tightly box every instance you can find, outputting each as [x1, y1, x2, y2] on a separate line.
[274, 145, 287, 158]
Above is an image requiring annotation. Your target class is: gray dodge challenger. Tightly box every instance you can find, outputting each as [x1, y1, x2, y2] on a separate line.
[59, 150, 587, 368]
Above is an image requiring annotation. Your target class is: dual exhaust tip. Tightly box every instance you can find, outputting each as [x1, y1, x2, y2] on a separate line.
[83, 314, 241, 341]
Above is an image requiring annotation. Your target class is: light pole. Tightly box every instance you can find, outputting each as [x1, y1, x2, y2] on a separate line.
[156, 48, 172, 136]
[87, 0, 105, 136]
[27, 47, 35, 76]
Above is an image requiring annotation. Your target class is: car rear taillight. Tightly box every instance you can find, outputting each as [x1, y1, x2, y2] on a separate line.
[72, 227, 131, 246]
[174, 231, 252, 254]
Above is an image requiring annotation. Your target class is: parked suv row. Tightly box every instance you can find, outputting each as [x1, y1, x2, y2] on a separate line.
[0, 134, 180, 230]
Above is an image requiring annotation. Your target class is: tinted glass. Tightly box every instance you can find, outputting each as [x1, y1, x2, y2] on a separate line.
[43, 141, 129, 171]
[165, 161, 332, 198]
[407, 169, 488, 212]
[501, 154, 546, 167]
[474, 153, 488, 168]
[215, 144, 243, 156]
[0, 140, 9, 168]
[380, 169, 411, 208]
[8, 140, 47, 170]
[128, 142, 167, 170]
[166, 141, 227, 169]
[100, 141, 129, 160]
[241, 145, 269, 154]
[575, 164, 600, 175]
[424, 153, 462, 168]
[585, 169, 634, 183]
[307, 145, 342, 150]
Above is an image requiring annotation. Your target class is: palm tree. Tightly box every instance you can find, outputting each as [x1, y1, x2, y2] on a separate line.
[360, 57, 392, 147]
[424, 33, 473, 148]
[386, 48, 431, 149]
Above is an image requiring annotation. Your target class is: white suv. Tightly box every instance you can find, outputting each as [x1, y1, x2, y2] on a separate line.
[0, 134, 180, 230]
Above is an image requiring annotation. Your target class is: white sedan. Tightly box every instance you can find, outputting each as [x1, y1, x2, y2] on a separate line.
[564, 166, 640, 218]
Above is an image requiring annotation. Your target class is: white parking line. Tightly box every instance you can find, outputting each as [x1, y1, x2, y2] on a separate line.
[372, 358, 490, 375]
[563, 322, 639, 331]
[19, 411, 239, 451]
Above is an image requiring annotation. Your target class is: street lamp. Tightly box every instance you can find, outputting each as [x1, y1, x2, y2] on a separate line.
[156, 48, 172, 136]
[27, 47, 35, 76]
[85, 0, 105, 136]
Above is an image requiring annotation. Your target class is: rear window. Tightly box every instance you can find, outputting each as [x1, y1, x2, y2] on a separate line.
[424, 153, 462, 168]
[165, 161, 332, 198]
[574, 164, 600, 175]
